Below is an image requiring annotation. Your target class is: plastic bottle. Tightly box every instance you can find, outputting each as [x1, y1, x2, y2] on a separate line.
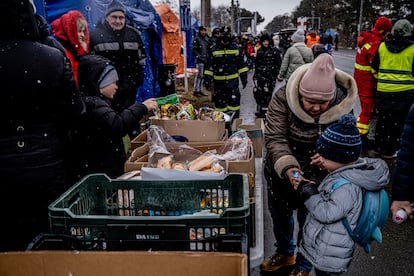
[293, 171, 300, 179]
[392, 203, 414, 224]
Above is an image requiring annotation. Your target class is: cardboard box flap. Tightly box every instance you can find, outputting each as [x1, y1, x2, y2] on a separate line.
[150, 117, 226, 142]
[0, 251, 248, 276]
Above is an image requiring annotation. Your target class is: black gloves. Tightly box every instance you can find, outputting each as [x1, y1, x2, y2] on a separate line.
[297, 179, 319, 201]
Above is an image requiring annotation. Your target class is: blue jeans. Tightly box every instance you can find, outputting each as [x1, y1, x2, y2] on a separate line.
[193, 63, 204, 92]
[268, 190, 313, 272]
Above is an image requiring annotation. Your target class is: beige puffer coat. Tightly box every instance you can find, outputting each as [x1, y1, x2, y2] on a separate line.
[264, 63, 360, 179]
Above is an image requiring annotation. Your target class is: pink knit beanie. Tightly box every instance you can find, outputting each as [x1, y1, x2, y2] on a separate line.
[299, 53, 336, 101]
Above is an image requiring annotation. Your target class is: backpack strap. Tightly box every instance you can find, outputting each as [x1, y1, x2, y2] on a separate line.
[330, 177, 350, 193]
[330, 178, 356, 240]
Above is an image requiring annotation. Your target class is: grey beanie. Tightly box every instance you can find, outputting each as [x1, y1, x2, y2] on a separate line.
[98, 65, 119, 88]
[391, 19, 413, 37]
[291, 29, 305, 43]
[106, 0, 126, 17]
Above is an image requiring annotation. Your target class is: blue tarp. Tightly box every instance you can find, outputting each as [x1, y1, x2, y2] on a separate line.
[34, 0, 163, 101]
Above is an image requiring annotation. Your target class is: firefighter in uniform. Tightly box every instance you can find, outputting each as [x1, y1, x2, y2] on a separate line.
[353, 16, 392, 145]
[204, 26, 248, 119]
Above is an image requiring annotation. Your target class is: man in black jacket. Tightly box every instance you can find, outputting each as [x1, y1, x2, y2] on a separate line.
[192, 25, 210, 97]
[90, 0, 146, 117]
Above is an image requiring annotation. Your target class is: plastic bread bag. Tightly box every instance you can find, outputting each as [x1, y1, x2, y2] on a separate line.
[187, 150, 224, 173]
[166, 144, 203, 168]
[217, 129, 251, 161]
[147, 125, 172, 166]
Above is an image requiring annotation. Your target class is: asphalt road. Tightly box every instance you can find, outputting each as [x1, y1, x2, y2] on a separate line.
[242, 48, 414, 276]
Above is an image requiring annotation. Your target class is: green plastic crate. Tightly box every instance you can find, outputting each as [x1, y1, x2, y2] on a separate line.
[49, 174, 250, 252]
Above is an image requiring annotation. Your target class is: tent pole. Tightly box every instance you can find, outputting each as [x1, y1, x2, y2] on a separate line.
[182, 31, 188, 93]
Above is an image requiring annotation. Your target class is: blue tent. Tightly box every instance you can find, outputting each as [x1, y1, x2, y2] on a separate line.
[34, 0, 163, 101]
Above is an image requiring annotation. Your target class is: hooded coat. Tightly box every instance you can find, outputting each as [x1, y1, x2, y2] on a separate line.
[0, 0, 85, 251]
[73, 55, 149, 179]
[278, 42, 313, 80]
[254, 38, 282, 108]
[264, 63, 359, 206]
[51, 10, 90, 86]
[299, 158, 389, 273]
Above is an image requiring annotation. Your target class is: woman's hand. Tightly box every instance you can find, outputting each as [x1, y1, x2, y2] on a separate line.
[286, 167, 303, 190]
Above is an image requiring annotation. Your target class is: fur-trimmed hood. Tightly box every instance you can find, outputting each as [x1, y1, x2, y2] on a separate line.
[285, 63, 360, 124]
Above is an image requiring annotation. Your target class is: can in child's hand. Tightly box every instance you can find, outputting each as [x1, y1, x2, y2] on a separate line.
[393, 209, 408, 224]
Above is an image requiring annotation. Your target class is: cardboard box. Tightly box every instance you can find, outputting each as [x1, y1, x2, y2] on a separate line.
[0, 251, 248, 276]
[232, 118, 264, 157]
[125, 141, 256, 179]
[150, 117, 226, 142]
[130, 129, 148, 150]
[130, 129, 228, 151]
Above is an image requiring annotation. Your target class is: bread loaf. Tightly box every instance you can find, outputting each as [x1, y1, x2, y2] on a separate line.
[188, 155, 215, 171]
[157, 155, 173, 169]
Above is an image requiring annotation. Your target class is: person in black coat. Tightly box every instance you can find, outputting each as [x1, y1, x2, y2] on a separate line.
[89, 0, 146, 114]
[0, 0, 85, 251]
[253, 33, 282, 117]
[391, 103, 414, 220]
[73, 55, 157, 180]
[192, 26, 210, 97]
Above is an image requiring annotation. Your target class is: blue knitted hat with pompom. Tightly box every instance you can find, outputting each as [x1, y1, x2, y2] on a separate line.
[316, 114, 362, 163]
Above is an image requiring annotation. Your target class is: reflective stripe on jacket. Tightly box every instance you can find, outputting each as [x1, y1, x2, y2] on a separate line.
[377, 42, 414, 92]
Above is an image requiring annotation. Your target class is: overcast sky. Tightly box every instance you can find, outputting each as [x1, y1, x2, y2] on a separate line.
[193, 0, 302, 31]
[150, 0, 302, 32]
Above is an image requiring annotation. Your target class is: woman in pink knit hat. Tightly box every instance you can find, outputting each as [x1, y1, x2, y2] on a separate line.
[261, 53, 360, 276]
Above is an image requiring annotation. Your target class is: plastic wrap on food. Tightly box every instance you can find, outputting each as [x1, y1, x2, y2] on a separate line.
[188, 150, 219, 171]
[166, 104, 181, 119]
[182, 103, 196, 120]
[217, 130, 251, 161]
[147, 125, 172, 160]
[176, 109, 192, 120]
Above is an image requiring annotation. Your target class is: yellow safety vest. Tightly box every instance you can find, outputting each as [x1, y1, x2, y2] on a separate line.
[377, 42, 414, 92]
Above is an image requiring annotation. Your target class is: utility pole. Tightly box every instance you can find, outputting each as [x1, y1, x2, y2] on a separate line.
[231, 0, 235, 34]
[200, 0, 211, 32]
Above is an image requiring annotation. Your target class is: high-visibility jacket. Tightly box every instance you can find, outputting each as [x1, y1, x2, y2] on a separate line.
[377, 42, 414, 93]
[205, 41, 248, 112]
[353, 30, 384, 135]
[306, 35, 320, 48]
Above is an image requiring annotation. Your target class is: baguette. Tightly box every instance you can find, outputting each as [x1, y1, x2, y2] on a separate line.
[201, 162, 224, 173]
[188, 155, 215, 171]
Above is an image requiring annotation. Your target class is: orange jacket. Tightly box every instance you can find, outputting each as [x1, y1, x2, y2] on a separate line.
[306, 34, 320, 48]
